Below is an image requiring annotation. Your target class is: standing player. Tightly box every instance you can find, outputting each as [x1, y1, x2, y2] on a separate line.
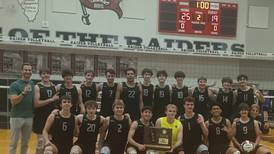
[232, 103, 271, 154]
[178, 96, 208, 154]
[33, 69, 59, 154]
[100, 100, 132, 154]
[126, 106, 154, 154]
[70, 100, 105, 154]
[141, 68, 154, 107]
[80, 70, 98, 103]
[153, 70, 171, 122]
[190, 76, 215, 120]
[43, 96, 77, 154]
[116, 67, 143, 121]
[205, 103, 239, 154]
[57, 69, 85, 115]
[156, 104, 184, 154]
[171, 71, 189, 116]
[99, 69, 118, 117]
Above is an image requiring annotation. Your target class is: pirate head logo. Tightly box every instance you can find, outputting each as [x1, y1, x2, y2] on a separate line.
[80, 0, 123, 25]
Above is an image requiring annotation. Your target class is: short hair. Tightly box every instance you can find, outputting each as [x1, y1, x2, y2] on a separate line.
[183, 96, 195, 104]
[62, 69, 73, 78]
[85, 100, 98, 109]
[165, 104, 177, 111]
[39, 68, 51, 75]
[221, 77, 233, 84]
[237, 74, 248, 81]
[156, 70, 168, 77]
[141, 68, 153, 76]
[251, 104, 260, 110]
[238, 103, 249, 111]
[112, 99, 125, 109]
[141, 106, 153, 113]
[124, 67, 136, 75]
[105, 69, 116, 76]
[21, 63, 32, 70]
[197, 76, 207, 82]
[174, 71, 185, 79]
[210, 103, 222, 110]
[84, 70, 95, 76]
[60, 95, 72, 102]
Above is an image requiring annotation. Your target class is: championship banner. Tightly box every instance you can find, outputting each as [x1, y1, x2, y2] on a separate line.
[143, 127, 172, 151]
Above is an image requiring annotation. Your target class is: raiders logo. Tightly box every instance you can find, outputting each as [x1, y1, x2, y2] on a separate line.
[79, 0, 123, 25]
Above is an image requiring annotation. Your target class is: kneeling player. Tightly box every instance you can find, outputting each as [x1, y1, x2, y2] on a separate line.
[205, 103, 239, 154]
[232, 103, 271, 154]
[70, 100, 105, 154]
[126, 106, 154, 154]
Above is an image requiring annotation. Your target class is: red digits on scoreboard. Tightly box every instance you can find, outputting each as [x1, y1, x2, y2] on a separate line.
[212, 15, 218, 22]
[181, 12, 190, 20]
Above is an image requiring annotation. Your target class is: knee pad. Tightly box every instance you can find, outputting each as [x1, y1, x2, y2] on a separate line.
[100, 146, 110, 154]
[233, 151, 240, 154]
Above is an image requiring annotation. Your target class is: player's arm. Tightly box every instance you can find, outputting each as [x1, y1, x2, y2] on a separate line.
[224, 119, 233, 140]
[77, 87, 85, 114]
[254, 120, 262, 147]
[253, 86, 264, 104]
[155, 118, 161, 128]
[34, 85, 59, 108]
[138, 84, 144, 114]
[99, 116, 109, 148]
[9, 83, 28, 106]
[128, 121, 145, 151]
[43, 114, 55, 146]
[231, 121, 242, 151]
[198, 114, 208, 137]
[205, 120, 209, 138]
[208, 89, 217, 102]
[232, 90, 237, 105]
[173, 123, 183, 150]
[98, 116, 106, 150]
[115, 83, 122, 100]
[74, 114, 83, 137]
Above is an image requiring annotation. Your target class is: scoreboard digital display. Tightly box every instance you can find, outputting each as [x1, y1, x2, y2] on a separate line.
[159, 0, 238, 37]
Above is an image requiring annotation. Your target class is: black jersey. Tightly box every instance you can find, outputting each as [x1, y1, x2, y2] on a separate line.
[216, 88, 234, 119]
[171, 85, 188, 115]
[208, 118, 230, 154]
[192, 87, 210, 120]
[236, 88, 255, 107]
[142, 84, 154, 107]
[153, 85, 170, 121]
[50, 112, 75, 154]
[254, 115, 269, 134]
[75, 114, 101, 154]
[80, 82, 97, 103]
[100, 82, 117, 117]
[235, 119, 256, 143]
[121, 82, 141, 120]
[33, 83, 57, 134]
[179, 113, 203, 152]
[59, 84, 80, 115]
[105, 115, 130, 154]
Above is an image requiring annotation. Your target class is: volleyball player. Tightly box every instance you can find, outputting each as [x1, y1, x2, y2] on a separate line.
[43, 96, 77, 154]
[178, 96, 209, 154]
[126, 106, 154, 154]
[156, 104, 184, 154]
[141, 68, 154, 107]
[232, 103, 271, 154]
[116, 67, 143, 121]
[99, 69, 118, 117]
[57, 69, 85, 115]
[153, 70, 171, 122]
[100, 100, 132, 154]
[70, 100, 105, 154]
[33, 69, 59, 154]
[80, 70, 98, 103]
[250, 104, 270, 134]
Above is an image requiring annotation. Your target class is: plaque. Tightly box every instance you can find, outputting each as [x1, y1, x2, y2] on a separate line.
[143, 127, 172, 151]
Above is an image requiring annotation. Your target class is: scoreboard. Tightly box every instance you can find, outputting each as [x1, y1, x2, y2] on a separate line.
[159, 0, 238, 37]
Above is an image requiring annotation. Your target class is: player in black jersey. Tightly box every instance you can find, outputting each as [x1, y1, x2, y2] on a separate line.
[100, 100, 132, 154]
[80, 70, 98, 103]
[235, 74, 264, 109]
[153, 70, 171, 122]
[33, 69, 59, 154]
[232, 103, 271, 154]
[178, 96, 208, 154]
[190, 76, 215, 120]
[116, 68, 143, 121]
[205, 103, 239, 154]
[141, 68, 154, 107]
[99, 69, 117, 117]
[43, 96, 77, 154]
[171, 71, 189, 116]
[70, 100, 105, 154]
[57, 69, 85, 115]
[126, 106, 154, 154]
[250, 104, 270, 134]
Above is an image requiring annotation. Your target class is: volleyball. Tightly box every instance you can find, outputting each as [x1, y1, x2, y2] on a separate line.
[241, 140, 255, 153]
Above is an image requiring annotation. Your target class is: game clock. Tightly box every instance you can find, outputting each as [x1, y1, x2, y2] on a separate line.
[159, 0, 238, 37]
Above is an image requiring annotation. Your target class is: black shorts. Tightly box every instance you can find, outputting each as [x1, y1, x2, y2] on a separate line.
[32, 112, 49, 134]
[52, 140, 72, 154]
[74, 141, 96, 154]
[183, 144, 199, 154]
[104, 142, 126, 154]
[209, 145, 229, 154]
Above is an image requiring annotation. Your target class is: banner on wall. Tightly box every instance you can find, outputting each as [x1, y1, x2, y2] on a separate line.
[0, 27, 273, 60]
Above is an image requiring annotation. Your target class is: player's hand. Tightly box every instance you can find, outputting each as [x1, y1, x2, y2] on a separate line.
[22, 84, 31, 95]
[51, 92, 60, 102]
[45, 140, 52, 147]
[137, 144, 146, 151]
[233, 118, 240, 123]
[264, 122, 270, 129]
[222, 124, 229, 133]
[51, 109, 59, 115]
[197, 115, 204, 124]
